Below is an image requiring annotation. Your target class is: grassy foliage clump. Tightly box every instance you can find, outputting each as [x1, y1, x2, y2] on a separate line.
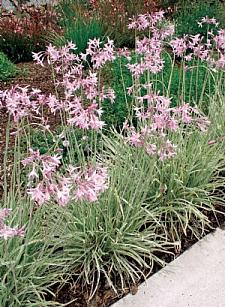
[51, 0, 105, 54]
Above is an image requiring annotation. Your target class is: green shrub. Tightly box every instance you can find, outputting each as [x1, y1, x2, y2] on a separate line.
[47, 94, 225, 294]
[0, 52, 17, 81]
[101, 56, 133, 129]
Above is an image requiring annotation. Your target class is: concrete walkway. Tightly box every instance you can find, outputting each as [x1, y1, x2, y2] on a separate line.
[114, 228, 225, 307]
[1, 0, 55, 10]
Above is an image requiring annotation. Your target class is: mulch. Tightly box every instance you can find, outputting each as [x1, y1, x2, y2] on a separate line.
[0, 61, 59, 195]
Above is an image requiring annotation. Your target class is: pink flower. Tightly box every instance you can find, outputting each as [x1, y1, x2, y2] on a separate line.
[127, 131, 145, 147]
[70, 165, 108, 202]
[188, 34, 202, 49]
[214, 29, 225, 51]
[152, 113, 167, 131]
[0, 208, 25, 240]
[0, 86, 43, 122]
[128, 14, 150, 30]
[0, 208, 11, 221]
[24, 150, 108, 206]
[135, 105, 154, 120]
[32, 51, 45, 66]
[85, 38, 115, 69]
[22, 149, 41, 166]
[0, 226, 25, 240]
[128, 35, 164, 77]
[158, 140, 177, 161]
[46, 94, 62, 114]
[175, 104, 193, 124]
[117, 48, 131, 60]
[146, 143, 157, 156]
[99, 87, 115, 104]
[33, 42, 77, 71]
[184, 54, 193, 62]
[158, 24, 175, 39]
[67, 101, 104, 130]
[27, 183, 51, 206]
[198, 16, 219, 27]
[192, 44, 209, 61]
[28, 165, 39, 181]
[127, 63, 145, 77]
[214, 55, 225, 69]
[193, 116, 210, 132]
[128, 12, 165, 31]
[170, 37, 187, 57]
[55, 179, 71, 207]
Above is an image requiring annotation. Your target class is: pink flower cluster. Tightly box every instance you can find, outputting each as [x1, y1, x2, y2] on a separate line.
[127, 12, 175, 77]
[33, 40, 116, 129]
[213, 29, 225, 69]
[128, 36, 164, 76]
[168, 16, 225, 70]
[170, 37, 188, 57]
[23, 149, 108, 206]
[32, 42, 78, 70]
[128, 13, 225, 72]
[125, 90, 210, 161]
[84, 38, 115, 69]
[66, 98, 104, 129]
[1, 39, 116, 130]
[0, 86, 44, 123]
[0, 209, 25, 240]
[68, 165, 108, 202]
[128, 11, 165, 31]
[198, 16, 219, 28]
[170, 34, 209, 61]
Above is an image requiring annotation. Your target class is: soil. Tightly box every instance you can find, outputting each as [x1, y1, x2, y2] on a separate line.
[1, 61, 225, 307]
[0, 61, 59, 196]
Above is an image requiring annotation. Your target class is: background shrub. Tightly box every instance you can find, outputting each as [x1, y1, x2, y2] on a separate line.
[0, 52, 17, 81]
[55, 0, 158, 50]
[0, 5, 60, 63]
[90, 0, 158, 48]
[174, 0, 225, 38]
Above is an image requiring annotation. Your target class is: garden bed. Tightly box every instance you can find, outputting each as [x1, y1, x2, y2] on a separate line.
[0, 1, 225, 307]
[1, 57, 224, 306]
